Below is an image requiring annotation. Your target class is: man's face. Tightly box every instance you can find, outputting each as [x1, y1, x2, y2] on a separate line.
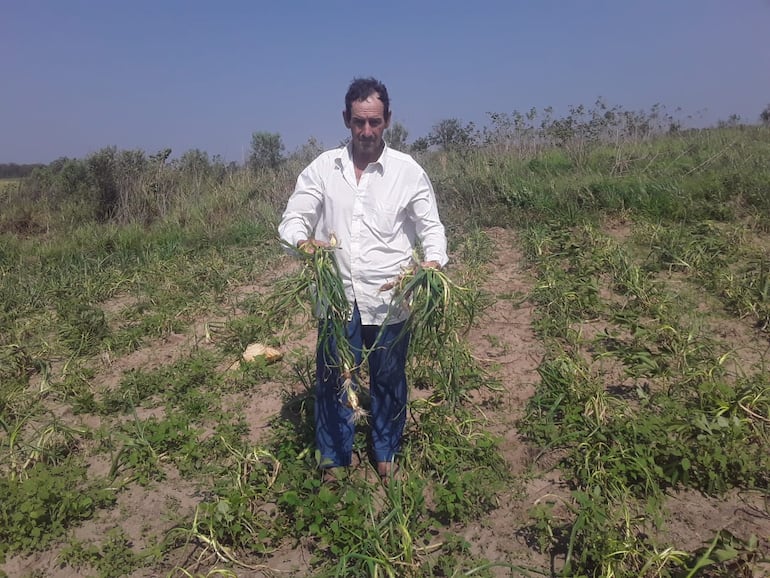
[344, 94, 390, 159]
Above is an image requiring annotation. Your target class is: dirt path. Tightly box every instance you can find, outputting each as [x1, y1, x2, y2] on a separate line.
[452, 227, 555, 574]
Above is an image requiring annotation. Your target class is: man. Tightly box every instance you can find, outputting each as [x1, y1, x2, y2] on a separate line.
[278, 77, 448, 482]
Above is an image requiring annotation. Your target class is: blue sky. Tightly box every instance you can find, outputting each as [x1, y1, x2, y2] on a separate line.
[3, 1, 769, 164]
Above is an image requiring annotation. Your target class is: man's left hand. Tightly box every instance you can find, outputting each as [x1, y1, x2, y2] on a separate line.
[420, 260, 441, 270]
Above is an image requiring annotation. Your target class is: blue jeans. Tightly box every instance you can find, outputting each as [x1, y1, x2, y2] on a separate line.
[315, 304, 410, 468]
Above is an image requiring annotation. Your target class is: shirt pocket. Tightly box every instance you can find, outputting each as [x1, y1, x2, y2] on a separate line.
[365, 200, 403, 236]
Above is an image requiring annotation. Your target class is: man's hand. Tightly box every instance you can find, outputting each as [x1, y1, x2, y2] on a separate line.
[420, 260, 441, 270]
[297, 239, 330, 255]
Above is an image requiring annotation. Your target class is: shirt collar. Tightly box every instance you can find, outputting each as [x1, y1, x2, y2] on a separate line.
[337, 142, 388, 174]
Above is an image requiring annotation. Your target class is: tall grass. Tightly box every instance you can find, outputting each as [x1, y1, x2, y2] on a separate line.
[421, 125, 770, 228]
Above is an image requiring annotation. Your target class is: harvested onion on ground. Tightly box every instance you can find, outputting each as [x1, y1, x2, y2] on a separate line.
[228, 342, 283, 371]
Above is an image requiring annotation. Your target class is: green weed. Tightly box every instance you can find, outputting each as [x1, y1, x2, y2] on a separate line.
[0, 461, 115, 562]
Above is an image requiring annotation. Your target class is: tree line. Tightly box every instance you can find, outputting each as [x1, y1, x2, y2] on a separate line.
[3, 99, 767, 232]
[0, 163, 45, 179]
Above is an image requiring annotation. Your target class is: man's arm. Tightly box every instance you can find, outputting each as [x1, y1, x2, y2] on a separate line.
[278, 163, 325, 250]
[409, 171, 448, 269]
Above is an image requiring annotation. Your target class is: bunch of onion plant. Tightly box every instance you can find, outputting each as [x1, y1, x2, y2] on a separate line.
[268, 237, 368, 422]
[379, 261, 484, 409]
[380, 260, 478, 350]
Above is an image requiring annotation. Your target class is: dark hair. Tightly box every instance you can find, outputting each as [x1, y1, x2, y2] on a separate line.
[344, 77, 390, 119]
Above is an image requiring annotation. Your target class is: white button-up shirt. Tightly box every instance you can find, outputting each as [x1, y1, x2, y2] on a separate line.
[278, 143, 448, 325]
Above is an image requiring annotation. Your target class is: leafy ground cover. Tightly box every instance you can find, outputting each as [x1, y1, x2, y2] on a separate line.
[1, 125, 769, 577]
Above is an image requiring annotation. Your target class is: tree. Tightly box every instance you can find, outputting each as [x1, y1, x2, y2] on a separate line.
[248, 132, 284, 172]
[177, 149, 212, 193]
[291, 137, 324, 166]
[716, 114, 742, 129]
[428, 118, 478, 151]
[410, 137, 429, 153]
[761, 104, 770, 127]
[177, 149, 210, 176]
[86, 147, 119, 221]
[384, 121, 409, 151]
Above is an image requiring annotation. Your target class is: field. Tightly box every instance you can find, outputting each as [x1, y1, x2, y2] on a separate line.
[1, 121, 769, 577]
